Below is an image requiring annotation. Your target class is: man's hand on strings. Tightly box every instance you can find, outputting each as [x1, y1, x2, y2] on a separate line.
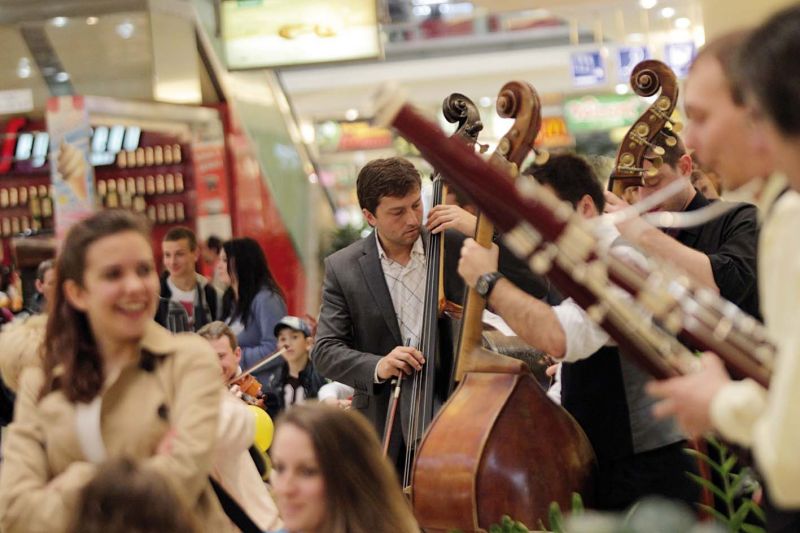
[458, 239, 499, 288]
[377, 346, 425, 380]
[426, 204, 477, 236]
[646, 352, 731, 438]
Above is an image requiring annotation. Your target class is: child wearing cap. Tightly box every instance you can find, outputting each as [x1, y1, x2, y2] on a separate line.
[263, 316, 327, 419]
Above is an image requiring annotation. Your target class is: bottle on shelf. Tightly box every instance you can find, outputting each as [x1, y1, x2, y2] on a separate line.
[155, 174, 165, 195]
[154, 145, 164, 165]
[164, 145, 173, 165]
[9, 188, 18, 207]
[136, 176, 146, 195]
[19, 186, 27, 205]
[0, 189, 8, 208]
[145, 146, 154, 166]
[173, 144, 182, 163]
[166, 203, 175, 223]
[176, 202, 185, 222]
[175, 173, 184, 193]
[165, 173, 175, 194]
[146, 175, 155, 195]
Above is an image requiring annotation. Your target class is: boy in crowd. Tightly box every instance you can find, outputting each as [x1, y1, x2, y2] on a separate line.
[156, 226, 218, 332]
[264, 316, 326, 419]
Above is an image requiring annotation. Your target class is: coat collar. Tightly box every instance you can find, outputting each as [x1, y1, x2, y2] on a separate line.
[140, 321, 181, 358]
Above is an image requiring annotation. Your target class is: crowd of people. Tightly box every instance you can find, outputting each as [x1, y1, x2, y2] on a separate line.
[0, 5, 799, 532]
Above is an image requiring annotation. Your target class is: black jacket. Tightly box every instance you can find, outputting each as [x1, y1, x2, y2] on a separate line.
[262, 360, 327, 419]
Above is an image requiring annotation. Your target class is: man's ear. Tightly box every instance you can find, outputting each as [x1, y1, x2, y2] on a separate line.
[304, 336, 313, 351]
[578, 194, 598, 218]
[677, 153, 693, 177]
[63, 279, 88, 312]
[362, 208, 377, 227]
[234, 346, 242, 364]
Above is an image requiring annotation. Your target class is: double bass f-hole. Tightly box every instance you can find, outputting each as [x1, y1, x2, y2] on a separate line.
[609, 60, 681, 197]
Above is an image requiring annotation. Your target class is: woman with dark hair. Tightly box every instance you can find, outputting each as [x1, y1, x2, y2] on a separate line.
[270, 404, 418, 533]
[0, 210, 231, 532]
[221, 237, 287, 387]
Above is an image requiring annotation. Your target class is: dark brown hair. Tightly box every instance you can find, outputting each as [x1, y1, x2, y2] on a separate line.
[68, 456, 200, 533]
[163, 225, 197, 251]
[524, 153, 605, 212]
[276, 405, 418, 533]
[356, 157, 421, 214]
[690, 29, 751, 106]
[42, 210, 152, 402]
[222, 237, 285, 326]
[737, 5, 800, 137]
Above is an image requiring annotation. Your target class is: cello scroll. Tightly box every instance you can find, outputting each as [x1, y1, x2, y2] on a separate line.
[609, 60, 681, 197]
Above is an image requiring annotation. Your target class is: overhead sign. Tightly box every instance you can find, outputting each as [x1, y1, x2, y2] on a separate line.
[570, 51, 606, 87]
[664, 42, 696, 79]
[563, 95, 647, 132]
[0, 89, 33, 115]
[316, 120, 394, 152]
[617, 46, 649, 82]
[222, 0, 382, 69]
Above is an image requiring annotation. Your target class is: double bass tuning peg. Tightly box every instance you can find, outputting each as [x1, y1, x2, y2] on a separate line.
[534, 149, 550, 165]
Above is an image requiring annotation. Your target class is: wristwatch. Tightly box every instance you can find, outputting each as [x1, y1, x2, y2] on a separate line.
[475, 271, 504, 299]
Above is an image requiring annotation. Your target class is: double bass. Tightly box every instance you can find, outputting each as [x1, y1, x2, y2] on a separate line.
[409, 82, 595, 532]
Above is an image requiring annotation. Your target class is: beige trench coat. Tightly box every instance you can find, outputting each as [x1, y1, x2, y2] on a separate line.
[0, 322, 234, 533]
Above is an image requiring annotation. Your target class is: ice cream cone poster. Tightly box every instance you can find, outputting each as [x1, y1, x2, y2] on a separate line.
[46, 95, 96, 240]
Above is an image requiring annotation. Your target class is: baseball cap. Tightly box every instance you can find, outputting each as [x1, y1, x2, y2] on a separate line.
[274, 316, 311, 337]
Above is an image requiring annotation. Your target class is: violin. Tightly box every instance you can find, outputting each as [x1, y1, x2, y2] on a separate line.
[229, 374, 265, 407]
[226, 347, 287, 408]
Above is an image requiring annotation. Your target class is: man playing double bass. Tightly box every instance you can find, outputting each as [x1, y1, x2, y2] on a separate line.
[313, 156, 548, 468]
[458, 154, 700, 510]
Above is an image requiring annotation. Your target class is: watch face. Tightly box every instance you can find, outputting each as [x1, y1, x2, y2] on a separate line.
[476, 276, 489, 296]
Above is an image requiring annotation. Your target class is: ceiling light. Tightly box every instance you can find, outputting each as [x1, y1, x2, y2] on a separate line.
[639, 0, 657, 9]
[615, 83, 629, 95]
[54, 72, 70, 83]
[51, 16, 68, 27]
[674, 17, 691, 29]
[86, 16, 99, 25]
[660, 7, 676, 18]
[345, 108, 359, 121]
[17, 58, 31, 79]
[479, 96, 492, 107]
[116, 21, 134, 39]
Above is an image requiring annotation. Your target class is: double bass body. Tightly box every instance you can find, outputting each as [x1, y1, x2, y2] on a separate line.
[412, 353, 595, 532]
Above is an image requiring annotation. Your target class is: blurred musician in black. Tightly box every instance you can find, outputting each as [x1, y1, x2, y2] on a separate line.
[458, 153, 699, 510]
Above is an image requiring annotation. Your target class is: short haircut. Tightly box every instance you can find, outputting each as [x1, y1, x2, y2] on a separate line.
[206, 235, 222, 253]
[651, 128, 688, 169]
[163, 226, 197, 251]
[36, 259, 54, 282]
[197, 320, 238, 350]
[524, 154, 605, 212]
[690, 30, 751, 106]
[736, 5, 800, 137]
[356, 157, 421, 214]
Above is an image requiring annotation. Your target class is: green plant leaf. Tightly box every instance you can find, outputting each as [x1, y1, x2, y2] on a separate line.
[697, 503, 730, 525]
[729, 502, 753, 531]
[687, 472, 730, 503]
[743, 499, 766, 523]
[684, 447, 727, 477]
[722, 455, 739, 476]
[571, 492, 585, 515]
[740, 524, 767, 533]
[548, 501, 565, 533]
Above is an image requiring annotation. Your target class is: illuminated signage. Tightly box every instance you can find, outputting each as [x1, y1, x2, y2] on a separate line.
[563, 95, 646, 132]
[1, 119, 141, 171]
[221, 0, 382, 69]
[570, 50, 606, 87]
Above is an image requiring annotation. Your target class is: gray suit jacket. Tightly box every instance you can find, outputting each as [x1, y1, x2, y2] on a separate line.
[312, 228, 549, 455]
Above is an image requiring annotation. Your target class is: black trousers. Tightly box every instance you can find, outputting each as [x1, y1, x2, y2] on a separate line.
[593, 441, 700, 512]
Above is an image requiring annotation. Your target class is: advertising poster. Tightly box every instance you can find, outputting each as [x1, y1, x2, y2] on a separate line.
[46, 96, 95, 241]
[193, 141, 232, 241]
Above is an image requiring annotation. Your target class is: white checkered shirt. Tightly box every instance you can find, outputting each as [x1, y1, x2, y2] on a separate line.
[375, 231, 426, 349]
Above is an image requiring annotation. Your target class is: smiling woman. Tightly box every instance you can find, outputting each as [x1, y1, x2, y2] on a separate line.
[0, 210, 232, 533]
[270, 404, 418, 533]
